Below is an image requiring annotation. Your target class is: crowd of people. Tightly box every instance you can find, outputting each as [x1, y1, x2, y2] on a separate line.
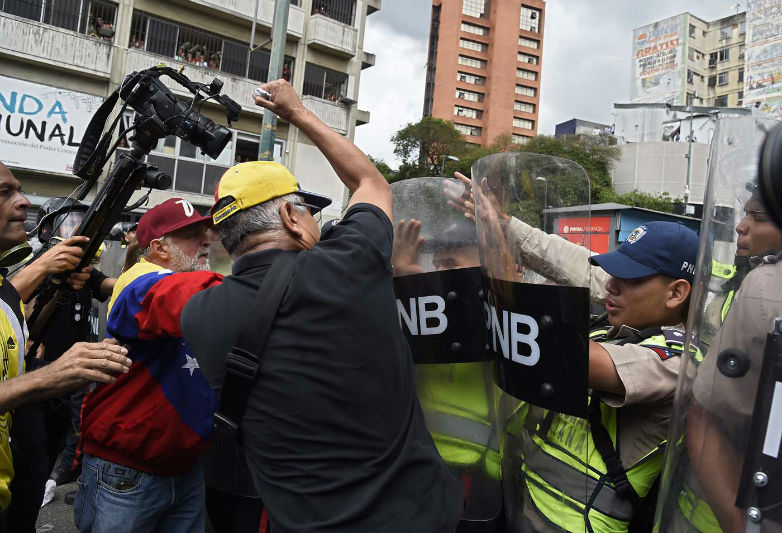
[0, 79, 779, 533]
[176, 43, 221, 70]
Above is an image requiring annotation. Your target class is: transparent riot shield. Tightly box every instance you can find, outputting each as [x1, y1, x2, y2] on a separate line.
[391, 177, 503, 531]
[471, 152, 616, 533]
[655, 117, 782, 533]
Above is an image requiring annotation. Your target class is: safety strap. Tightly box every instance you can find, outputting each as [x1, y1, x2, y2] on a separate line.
[587, 395, 641, 506]
[73, 89, 121, 181]
[214, 251, 298, 438]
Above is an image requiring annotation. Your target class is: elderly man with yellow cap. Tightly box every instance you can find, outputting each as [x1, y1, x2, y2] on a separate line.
[181, 79, 464, 533]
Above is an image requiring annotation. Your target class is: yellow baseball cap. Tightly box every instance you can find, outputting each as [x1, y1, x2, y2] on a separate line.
[211, 161, 332, 224]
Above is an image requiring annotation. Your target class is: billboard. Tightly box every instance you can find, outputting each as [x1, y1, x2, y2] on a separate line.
[744, 0, 782, 118]
[556, 216, 611, 254]
[0, 76, 103, 175]
[631, 14, 687, 104]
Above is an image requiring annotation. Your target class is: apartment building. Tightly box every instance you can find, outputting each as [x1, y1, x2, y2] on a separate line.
[423, 0, 545, 147]
[631, 10, 761, 109]
[0, 0, 379, 221]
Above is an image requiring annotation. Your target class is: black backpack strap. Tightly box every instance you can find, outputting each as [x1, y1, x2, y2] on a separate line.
[214, 251, 298, 438]
[588, 394, 640, 505]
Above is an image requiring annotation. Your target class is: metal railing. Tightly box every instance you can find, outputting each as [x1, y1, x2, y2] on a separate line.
[311, 0, 355, 26]
[1, 0, 117, 40]
[302, 62, 348, 101]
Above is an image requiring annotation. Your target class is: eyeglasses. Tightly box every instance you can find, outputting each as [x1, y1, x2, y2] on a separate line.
[294, 202, 322, 224]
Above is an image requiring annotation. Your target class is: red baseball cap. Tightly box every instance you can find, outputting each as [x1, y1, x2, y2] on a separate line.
[136, 198, 211, 249]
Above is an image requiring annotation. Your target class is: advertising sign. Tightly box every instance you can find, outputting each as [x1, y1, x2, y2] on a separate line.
[631, 14, 687, 104]
[0, 76, 103, 175]
[745, 0, 782, 118]
[556, 216, 611, 254]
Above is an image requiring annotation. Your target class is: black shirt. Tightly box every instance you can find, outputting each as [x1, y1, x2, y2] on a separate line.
[42, 269, 108, 362]
[182, 204, 463, 533]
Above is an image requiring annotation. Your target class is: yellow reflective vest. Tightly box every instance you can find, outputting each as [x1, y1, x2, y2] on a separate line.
[519, 329, 684, 533]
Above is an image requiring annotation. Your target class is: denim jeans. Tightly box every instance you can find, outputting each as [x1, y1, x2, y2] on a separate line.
[74, 454, 205, 533]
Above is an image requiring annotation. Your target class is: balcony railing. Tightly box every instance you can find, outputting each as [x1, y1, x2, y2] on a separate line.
[301, 96, 349, 134]
[306, 14, 357, 57]
[0, 13, 112, 77]
[187, 0, 305, 38]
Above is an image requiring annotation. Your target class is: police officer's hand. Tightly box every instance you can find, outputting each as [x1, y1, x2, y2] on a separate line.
[38, 236, 89, 275]
[253, 79, 307, 124]
[68, 265, 92, 291]
[44, 339, 131, 392]
[444, 172, 476, 220]
[391, 220, 424, 276]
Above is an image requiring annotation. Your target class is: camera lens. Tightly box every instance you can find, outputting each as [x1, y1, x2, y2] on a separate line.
[144, 169, 172, 190]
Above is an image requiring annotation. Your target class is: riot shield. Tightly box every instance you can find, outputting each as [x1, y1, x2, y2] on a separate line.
[471, 152, 613, 533]
[654, 117, 782, 533]
[391, 177, 503, 531]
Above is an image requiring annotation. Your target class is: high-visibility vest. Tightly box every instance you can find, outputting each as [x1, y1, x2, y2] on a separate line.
[519, 329, 685, 532]
[417, 362, 501, 479]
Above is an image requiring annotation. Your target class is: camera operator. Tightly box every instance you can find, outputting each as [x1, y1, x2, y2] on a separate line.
[0, 162, 131, 532]
[181, 80, 464, 532]
[5, 198, 117, 532]
[74, 198, 222, 533]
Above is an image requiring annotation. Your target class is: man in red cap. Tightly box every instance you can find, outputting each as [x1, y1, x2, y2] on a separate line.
[75, 198, 222, 533]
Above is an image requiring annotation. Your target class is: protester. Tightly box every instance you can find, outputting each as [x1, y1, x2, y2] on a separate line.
[181, 80, 464, 532]
[74, 198, 220, 533]
[0, 162, 130, 531]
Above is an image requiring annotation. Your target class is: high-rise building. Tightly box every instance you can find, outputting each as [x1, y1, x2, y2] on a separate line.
[631, 5, 782, 115]
[0, 0, 379, 223]
[423, 0, 545, 147]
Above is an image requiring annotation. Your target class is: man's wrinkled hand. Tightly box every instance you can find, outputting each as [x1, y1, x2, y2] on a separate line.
[38, 236, 89, 275]
[444, 172, 476, 221]
[46, 339, 131, 390]
[253, 79, 307, 123]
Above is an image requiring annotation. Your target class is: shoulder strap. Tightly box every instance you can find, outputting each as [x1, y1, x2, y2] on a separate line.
[587, 395, 641, 505]
[615, 326, 662, 346]
[214, 251, 298, 438]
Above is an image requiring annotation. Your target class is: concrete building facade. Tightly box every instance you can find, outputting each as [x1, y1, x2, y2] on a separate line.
[0, 0, 379, 222]
[423, 0, 545, 147]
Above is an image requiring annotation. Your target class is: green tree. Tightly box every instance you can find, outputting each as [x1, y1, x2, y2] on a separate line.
[391, 117, 467, 179]
[615, 190, 682, 214]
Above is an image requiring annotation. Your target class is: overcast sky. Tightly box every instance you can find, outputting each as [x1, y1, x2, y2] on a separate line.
[353, 0, 740, 166]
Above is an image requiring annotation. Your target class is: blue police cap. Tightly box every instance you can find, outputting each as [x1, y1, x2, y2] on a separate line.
[589, 221, 699, 283]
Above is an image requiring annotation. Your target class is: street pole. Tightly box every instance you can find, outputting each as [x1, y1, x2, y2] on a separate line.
[685, 108, 694, 215]
[246, 0, 260, 79]
[258, 0, 291, 161]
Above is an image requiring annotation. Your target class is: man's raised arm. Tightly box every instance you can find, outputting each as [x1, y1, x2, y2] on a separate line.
[253, 80, 391, 222]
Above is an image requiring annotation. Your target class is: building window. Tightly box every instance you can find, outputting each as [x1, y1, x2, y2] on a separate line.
[129, 12, 294, 81]
[460, 38, 488, 53]
[513, 117, 534, 129]
[454, 123, 482, 136]
[311, 0, 357, 26]
[461, 22, 489, 36]
[739, 44, 745, 59]
[515, 85, 536, 97]
[737, 91, 743, 105]
[715, 95, 728, 107]
[454, 106, 483, 119]
[458, 55, 487, 69]
[520, 5, 540, 33]
[720, 26, 731, 40]
[689, 24, 696, 38]
[456, 89, 484, 102]
[517, 68, 537, 81]
[708, 75, 717, 87]
[708, 52, 718, 67]
[462, 0, 489, 19]
[303, 63, 348, 101]
[718, 48, 730, 62]
[514, 101, 535, 113]
[2, 0, 118, 40]
[518, 52, 538, 65]
[457, 71, 486, 85]
[739, 21, 746, 35]
[686, 92, 695, 105]
[687, 70, 693, 84]
[717, 72, 729, 85]
[738, 69, 744, 83]
[688, 48, 702, 61]
[519, 37, 539, 49]
[512, 134, 529, 145]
